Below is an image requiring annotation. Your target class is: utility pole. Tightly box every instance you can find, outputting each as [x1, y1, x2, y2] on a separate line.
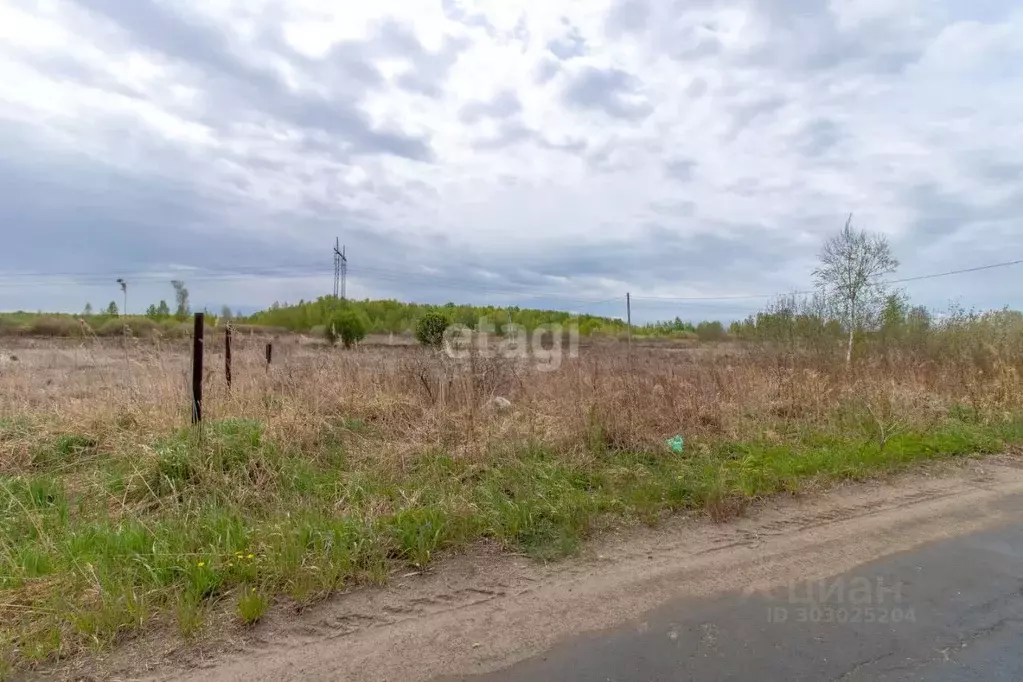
[626, 292, 632, 352]
[333, 238, 347, 301]
[340, 244, 346, 300]
[333, 238, 339, 299]
[116, 278, 127, 316]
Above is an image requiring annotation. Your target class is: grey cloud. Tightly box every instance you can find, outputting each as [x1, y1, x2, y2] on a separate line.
[471, 122, 587, 154]
[686, 77, 708, 98]
[883, 180, 1023, 311]
[441, 0, 497, 36]
[609, 6, 721, 61]
[505, 224, 806, 298]
[725, 177, 765, 197]
[16, 51, 145, 100]
[0, 145, 288, 274]
[0, 121, 812, 319]
[586, 140, 626, 172]
[740, 0, 923, 74]
[395, 72, 441, 97]
[585, 138, 654, 174]
[726, 94, 788, 139]
[649, 200, 696, 217]
[606, 0, 651, 36]
[318, 42, 386, 88]
[899, 182, 1023, 243]
[547, 24, 588, 60]
[345, 223, 805, 319]
[473, 123, 536, 150]
[539, 136, 588, 154]
[509, 15, 531, 45]
[8, 0, 1022, 320]
[797, 118, 842, 157]
[562, 66, 652, 120]
[373, 19, 469, 98]
[673, 36, 721, 61]
[66, 0, 260, 84]
[664, 158, 697, 181]
[65, 0, 436, 161]
[970, 159, 1023, 184]
[534, 58, 561, 84]
[459, 90, 523, 124]
[755, 36, 918, 75]
[665, 26, 723, 61]
[0, 125, 443, 294]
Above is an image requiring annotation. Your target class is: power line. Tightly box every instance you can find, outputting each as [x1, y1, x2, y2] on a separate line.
[630, 289, 813, 302]
[0, 264, 627, 305]
[885, 259, 1023, 285]
[628, 257, 1023, 302]
[0, 256, 1020, 306]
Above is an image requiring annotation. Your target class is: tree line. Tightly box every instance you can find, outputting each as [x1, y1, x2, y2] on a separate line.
[244, 296, 630, 336]
[5, 217, 1019, 350]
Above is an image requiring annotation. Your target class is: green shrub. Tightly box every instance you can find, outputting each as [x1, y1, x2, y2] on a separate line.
[695, 321, 727, 342]
[27, 317, 79, 337]
[415, 312, 450, 348]
[326, 310, 367, 349]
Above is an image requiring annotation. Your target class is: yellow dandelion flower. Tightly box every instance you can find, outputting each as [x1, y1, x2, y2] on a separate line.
[247, 553, 255, 559]
[197, 561, 206, 567]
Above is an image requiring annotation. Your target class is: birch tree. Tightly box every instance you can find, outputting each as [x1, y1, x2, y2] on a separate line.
[812, 214, 899, 365]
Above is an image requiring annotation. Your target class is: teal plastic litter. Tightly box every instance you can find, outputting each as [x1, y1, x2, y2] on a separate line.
[665, 435, 685, 454]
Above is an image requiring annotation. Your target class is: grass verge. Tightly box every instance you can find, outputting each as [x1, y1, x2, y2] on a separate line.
[2, 413, 1022, 670]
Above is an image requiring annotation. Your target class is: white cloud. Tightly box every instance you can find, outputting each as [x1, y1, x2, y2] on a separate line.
[0, 0, 1021, 320]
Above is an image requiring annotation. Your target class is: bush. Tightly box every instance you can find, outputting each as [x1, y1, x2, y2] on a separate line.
[27, 317, 79, 337]
[326, 310, 367, 349]
[695, 321, 727, 342]
[415, 312, 450, 348]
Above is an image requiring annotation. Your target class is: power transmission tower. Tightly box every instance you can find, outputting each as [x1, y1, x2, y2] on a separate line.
[116, 278, 127, 316]
[333, 238, 347, 301]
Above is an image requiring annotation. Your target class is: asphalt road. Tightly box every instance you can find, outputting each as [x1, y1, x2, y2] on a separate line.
[454, 524, 1023, 682]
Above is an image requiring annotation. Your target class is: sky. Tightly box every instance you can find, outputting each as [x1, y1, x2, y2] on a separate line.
[0, 0, 1021, 322]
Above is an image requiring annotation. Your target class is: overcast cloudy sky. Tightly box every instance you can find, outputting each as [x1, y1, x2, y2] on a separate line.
[0, 0, 1021, 321]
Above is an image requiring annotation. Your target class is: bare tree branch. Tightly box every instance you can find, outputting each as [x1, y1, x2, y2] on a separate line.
[812, 215, 899, 365]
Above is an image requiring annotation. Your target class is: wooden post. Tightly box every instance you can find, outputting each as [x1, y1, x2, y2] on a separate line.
[626, 292, 632, 352]
[225, 324, 232, 389]
[265, 342, 273, 372]
[192, 313, 205, 424]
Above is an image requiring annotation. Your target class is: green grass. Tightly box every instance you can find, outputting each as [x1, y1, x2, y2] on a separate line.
[2, 413, 1023, 669]
[236, 588, 270, 625]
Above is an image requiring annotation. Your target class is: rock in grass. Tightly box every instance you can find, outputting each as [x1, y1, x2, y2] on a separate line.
[487, 396, 513, 412]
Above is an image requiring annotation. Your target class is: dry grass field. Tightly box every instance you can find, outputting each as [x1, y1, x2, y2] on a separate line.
[2, 326, 1023, 673]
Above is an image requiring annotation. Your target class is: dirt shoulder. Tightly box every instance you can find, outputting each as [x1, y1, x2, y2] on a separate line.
[41, 456, 1023, 682]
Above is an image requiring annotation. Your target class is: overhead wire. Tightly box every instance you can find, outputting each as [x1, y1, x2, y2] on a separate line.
[0, 257, 1019, 309]
[627, 257, 1023, 302]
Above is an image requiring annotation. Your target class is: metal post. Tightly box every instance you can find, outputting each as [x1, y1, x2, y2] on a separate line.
[265, 342, 273, 372]
[192, 313, 205, 423]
